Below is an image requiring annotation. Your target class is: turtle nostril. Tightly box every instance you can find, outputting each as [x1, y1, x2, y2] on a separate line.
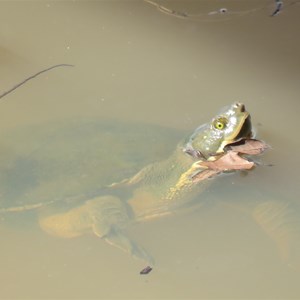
[233, 102, 246, 112]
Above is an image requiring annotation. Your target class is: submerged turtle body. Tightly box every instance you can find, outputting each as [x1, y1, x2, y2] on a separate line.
[1, 103, 298, 268]
[0, 119, 182, 212]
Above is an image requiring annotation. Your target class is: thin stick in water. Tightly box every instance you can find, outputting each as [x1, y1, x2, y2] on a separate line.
[0, 63, 74, 100]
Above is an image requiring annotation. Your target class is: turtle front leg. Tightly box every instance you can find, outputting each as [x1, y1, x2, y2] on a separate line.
[88, 196, 154, 265]
[93, 223, 154, 265]
[39, 195, 154, 265]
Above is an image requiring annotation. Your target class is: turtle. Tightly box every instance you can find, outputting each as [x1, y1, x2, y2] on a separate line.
[0, 102, 298, 269]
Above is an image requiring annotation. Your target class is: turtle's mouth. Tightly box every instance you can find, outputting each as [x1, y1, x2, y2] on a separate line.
[234, 115, 253, 141]
[217, 115, 253, 155]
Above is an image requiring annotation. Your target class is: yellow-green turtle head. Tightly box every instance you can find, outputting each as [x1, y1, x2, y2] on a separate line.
[184, 102, 252, 159]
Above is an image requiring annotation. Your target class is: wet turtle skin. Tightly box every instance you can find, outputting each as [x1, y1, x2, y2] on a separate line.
[1, 103, 299, 269]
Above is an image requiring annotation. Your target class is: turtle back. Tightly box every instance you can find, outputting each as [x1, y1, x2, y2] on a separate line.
[0, 118, 183, 212]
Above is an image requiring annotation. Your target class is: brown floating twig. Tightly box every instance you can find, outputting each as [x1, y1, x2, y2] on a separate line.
[0, 64, 74, 100]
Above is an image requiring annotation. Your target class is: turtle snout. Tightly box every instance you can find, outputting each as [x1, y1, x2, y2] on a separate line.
[233, 102, 246, 112]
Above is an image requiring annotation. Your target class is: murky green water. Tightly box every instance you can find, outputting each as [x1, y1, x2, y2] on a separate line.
[0, 1, 300, 299]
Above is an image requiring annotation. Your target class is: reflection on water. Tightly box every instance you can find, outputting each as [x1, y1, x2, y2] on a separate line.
[0, 0, 300, 299]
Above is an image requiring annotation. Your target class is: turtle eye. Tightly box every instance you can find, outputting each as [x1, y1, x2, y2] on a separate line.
[213, 117, 227, 130]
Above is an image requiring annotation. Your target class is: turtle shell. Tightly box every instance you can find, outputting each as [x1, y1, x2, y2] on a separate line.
[0, 118, 184, 212]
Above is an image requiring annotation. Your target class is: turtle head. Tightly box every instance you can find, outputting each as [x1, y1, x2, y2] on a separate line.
[184, 102, 253, 160]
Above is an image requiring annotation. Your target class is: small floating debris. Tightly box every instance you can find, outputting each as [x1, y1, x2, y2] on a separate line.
[144, 0, 300, 21]
[208, 8, 228, 15]
[140, 266, 153, 275]
[144, 0, 188, 19]
[271, 0, 283, 16]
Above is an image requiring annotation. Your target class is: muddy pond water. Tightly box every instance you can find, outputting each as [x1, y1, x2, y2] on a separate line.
[0, 1, 300, 299]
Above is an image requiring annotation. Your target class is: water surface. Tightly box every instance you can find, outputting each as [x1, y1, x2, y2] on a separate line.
[0, 1, 300, 299]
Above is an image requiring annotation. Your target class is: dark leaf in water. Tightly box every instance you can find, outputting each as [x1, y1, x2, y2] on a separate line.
[191, 138, 269, 183]
[228, 139, 269, 155]
[197, 151, 254, 171]
[140, 266, 153, 275]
